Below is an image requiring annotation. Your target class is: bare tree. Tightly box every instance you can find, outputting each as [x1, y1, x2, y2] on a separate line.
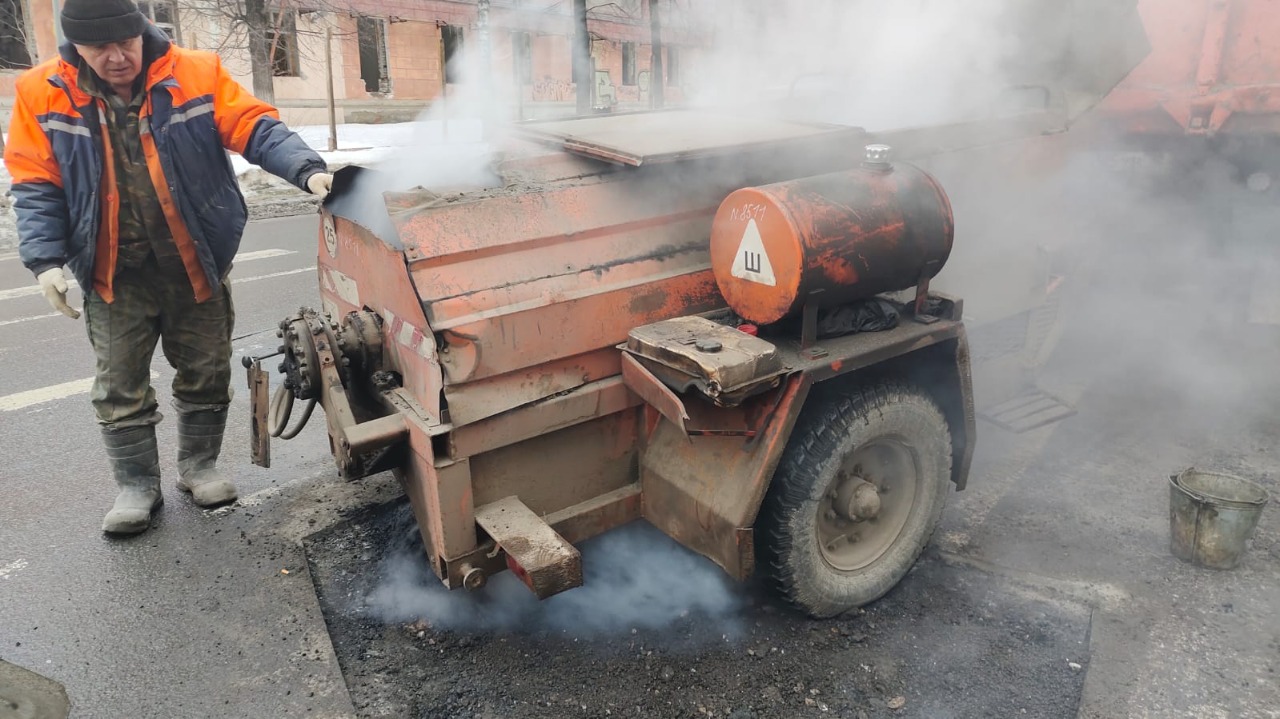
[182, 0, 360, 103]
[0, 0, 37, 71]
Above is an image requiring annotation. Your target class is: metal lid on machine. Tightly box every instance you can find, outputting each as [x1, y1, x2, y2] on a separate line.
[624, 316, 785, 400]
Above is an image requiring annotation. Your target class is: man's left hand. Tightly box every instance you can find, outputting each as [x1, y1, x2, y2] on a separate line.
[307, 172, 334, 200]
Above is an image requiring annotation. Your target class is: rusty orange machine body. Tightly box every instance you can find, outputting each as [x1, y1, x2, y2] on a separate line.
[243, 0, 1160, 612]
[245, 112, 986, 615]
[1095, 0, 1280, 136]
[1092, 0, 1280, 138]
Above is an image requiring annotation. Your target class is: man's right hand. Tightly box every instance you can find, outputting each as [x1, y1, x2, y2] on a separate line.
[36, 267, 81, 319]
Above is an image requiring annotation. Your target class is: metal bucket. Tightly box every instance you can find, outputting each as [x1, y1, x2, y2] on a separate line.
[1169, 469, 1270, 570]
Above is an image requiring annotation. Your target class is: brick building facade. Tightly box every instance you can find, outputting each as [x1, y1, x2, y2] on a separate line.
[0, 0, 711, 125]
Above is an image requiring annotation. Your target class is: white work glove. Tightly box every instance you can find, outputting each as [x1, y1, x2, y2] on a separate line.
[306, 172, 334, 200]
[37, 267, 80, 319]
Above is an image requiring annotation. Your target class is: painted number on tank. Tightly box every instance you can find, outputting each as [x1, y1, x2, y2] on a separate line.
[729, 203, 768, 222]
[731, 219, 777, 286]
[323, 215, 338, 258]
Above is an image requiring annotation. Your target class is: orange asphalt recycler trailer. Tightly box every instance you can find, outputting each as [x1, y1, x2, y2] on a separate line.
[244, 0, 1152, 616]
[245, 113, 972, 618]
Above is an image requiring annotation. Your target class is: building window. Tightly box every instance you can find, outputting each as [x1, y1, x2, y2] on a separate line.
[621, 41, 636, 86]
[357, 16, 390, 94]
[138, 1, 179, 42]
[267, 10, 299, 77]
[512, 32, 532, 85]
[442, 24, 464, 84]
[0, 0, 32, 70]
[666, 45, 680, 86]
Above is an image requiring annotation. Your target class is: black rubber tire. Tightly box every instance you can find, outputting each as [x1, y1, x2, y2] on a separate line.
[758, 380, 953, 618]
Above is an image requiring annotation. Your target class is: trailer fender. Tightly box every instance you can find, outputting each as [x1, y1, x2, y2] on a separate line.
[634, 325, 974, 581]
[638, 371, 811, 582]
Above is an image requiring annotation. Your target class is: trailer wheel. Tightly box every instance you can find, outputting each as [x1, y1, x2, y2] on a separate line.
[759, 381, 953, 618]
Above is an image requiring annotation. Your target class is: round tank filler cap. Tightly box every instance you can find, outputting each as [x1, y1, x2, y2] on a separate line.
[863, 144, 892, 170]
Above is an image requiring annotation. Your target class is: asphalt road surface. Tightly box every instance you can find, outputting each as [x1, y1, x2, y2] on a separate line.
[0, 214, 367, 718]
[2, 197, 1278, 719]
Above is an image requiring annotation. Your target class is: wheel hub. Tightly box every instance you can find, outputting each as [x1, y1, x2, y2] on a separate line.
[817, 439, 920, 572]
[835, 478, 881, 521]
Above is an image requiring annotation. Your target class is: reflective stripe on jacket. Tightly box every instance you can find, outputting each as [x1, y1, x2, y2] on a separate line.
[4, 25, 325, 302]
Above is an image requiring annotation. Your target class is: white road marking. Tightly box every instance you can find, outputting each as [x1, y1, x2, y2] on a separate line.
[0, 558, 28, 579]
[233, 249, 296, 262]
[0, 370, 158, 412]
[233, 266, 314, 283]
[0, 311, 61, 326]
[0, 282, 68, 301]
[0, 249, 298, 301]
[0, 251, 19, 262]
[0, 266, 316, 328]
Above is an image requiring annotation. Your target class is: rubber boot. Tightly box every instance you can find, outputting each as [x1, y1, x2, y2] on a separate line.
[101, 425, 164, 535]
[176, 409, 238, 508]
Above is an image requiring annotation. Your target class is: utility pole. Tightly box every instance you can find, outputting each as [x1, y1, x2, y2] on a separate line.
[439, 29, 449, 141]
[325, 26, 337, 152]
[52, 0, 64, 45]
[477, 0, 492, 134]
[169, 0, 183, 46]
[515, 34, 525, 122]
[648, 0, 664, 109]
[573, 0, 591, 114]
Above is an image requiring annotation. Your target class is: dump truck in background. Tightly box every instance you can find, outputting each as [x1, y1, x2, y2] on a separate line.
[1086, 0, 1280, 179]
[243, 1, 1150, 617]
[1071, 0, 1280, 327]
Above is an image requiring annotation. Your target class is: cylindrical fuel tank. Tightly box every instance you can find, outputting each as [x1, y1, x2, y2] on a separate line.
[709, 151, 954, 325]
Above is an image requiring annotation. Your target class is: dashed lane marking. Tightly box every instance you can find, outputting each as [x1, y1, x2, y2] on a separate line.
[0, 370, 158, 412]
[0, 249, 297, 301]
[0, 311, 61, 326]
[0, 266, 316, 328]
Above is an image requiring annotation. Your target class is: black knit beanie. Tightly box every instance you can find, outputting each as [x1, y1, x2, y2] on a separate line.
[61, 0, 148, 45]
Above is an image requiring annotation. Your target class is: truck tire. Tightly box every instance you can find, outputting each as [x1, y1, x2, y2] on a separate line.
[758, 381, 953, 618]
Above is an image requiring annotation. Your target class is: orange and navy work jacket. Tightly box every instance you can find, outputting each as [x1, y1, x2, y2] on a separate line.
[4, 25, 325, 303]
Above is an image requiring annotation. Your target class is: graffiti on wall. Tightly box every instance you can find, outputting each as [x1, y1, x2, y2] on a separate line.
[533, 75, 574, 102]
[595, 70, 618, 106]
[616, 69, 649, 103]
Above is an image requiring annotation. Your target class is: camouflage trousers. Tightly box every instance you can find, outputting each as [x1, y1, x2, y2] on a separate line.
[84, 256, 235, 428]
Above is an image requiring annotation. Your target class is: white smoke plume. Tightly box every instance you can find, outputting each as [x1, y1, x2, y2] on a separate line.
[687, 0, 1041, 130]
[366, 509, 745, 636]
[364, 35, 510, 194]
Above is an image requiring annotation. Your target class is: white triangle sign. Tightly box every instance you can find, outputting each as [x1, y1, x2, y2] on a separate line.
[730, 218, 776, 286]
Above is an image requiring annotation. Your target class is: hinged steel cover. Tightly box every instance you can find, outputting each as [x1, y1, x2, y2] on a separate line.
[624, 316, 785, 394]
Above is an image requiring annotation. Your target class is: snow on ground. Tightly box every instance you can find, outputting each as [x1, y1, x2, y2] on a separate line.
[231, 120, 486, 177]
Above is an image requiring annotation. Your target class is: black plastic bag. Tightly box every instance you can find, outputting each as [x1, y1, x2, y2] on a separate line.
[817, 299, 900, 339]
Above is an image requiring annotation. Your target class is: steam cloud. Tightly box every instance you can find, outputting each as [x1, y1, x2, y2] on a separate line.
[688, 0, 1039, 130]
[357, 0, 1278, 636]
[366, 507, 745, 636]
[364, 37, 507, 194]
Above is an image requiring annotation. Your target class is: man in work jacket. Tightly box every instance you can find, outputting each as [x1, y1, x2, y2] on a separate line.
[4, 0, 334, 535]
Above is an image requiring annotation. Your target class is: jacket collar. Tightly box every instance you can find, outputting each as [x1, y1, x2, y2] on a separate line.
[53, 24, 174, 104]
